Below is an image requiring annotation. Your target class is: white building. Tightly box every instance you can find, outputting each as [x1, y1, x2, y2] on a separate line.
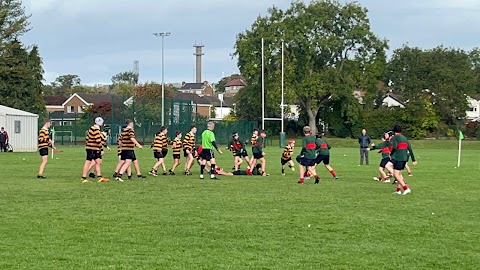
[466, 96, 480, 120]
[382, 93, 405, 108]
[0, 105, 39, 152]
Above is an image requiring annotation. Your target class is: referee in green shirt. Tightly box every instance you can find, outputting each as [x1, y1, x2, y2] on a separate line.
[200, 122, 222, 179]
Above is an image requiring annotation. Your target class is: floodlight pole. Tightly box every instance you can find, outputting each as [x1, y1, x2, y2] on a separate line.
[153, 32, 171, 126]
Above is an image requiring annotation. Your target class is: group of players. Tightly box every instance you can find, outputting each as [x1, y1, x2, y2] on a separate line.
[36, 117, 416, 194]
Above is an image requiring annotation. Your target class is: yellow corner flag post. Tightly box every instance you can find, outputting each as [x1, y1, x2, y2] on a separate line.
[457, 131, 464, 167]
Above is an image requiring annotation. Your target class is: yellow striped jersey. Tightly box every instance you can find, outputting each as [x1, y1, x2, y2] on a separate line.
[281, 145, 294, 160]
[120, 127, 136, 150]
[160, 133, 169, 149]
[38, 128, 51, 149]
[172, 138, 183, 155]
[100, 132, 107, 149]
[152, 133, 163, 151]
[182, 132, 195, 150]
[251, 134, 258, 146]
[85, 125, 103, 151]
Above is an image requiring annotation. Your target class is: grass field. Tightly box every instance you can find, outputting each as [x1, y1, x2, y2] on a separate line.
[0, 140, 479, 269]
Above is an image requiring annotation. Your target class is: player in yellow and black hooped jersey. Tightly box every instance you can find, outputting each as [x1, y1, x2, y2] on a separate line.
[81, 117, 109, 183]
[169, 131, 183, 175]
[115, 119, 143, 182]
[37, 119, 56, 179]
[182, 125, 197, 175]
[281, 140, 296, 175]
[87, 130, 110, 179]
[250, 129, 259, 161]
[149, 126, 169, 176]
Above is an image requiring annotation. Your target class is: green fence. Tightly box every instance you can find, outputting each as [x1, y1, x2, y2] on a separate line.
[47, 96, 257, 146]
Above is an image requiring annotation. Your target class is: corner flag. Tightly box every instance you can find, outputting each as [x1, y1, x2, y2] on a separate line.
[51, 127, 55, 160]
[457, 130, 464, 167]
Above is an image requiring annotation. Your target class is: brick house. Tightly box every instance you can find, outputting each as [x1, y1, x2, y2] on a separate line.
[178, 81, 215, 97]
[224, 78, 247, 97]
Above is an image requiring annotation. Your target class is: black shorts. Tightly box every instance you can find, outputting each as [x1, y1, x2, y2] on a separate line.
[393, 160, 407, 170]
[201, 149, 214, 161]
[253, 152, 263, 159]
[39, 148, 48, 156]
[154, 151, 164, 159]
[233, 170, 248, 175]
[281, 158, 292, 165]
[315, 155, 330, 165]
[173, 154, 181, 160]
[380, 157, 391, 168]
[242, 149, 248, 157]
[162, 149, 168, 158]
[86, 149, 102, 161]
[183, 148, 192, 157]
[121, 150, 136, 161]
[301, 158, 317, 167]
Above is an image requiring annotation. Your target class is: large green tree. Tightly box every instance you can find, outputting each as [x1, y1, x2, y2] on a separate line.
[388, 46, 477, 124]
[109, 70, 139, 96]
[235, 0, 387, 134]
[0, 0, 45, 116]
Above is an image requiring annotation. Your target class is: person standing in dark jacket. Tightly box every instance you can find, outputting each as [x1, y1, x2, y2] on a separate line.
[0, 127, 9, 152]
[358, 129, 371, 165]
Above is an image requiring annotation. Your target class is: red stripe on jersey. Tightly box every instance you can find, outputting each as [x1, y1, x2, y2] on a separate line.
[397, 142, 408, 150]
[306, 143, 316, 150]
[381, 147, 391, 153]
[320, 143, 328, 149]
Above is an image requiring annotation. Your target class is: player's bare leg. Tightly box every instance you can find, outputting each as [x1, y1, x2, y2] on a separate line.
[38, 156, 48, 177]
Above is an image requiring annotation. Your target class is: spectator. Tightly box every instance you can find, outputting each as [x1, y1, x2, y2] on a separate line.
[358, 129, 371, 165]
[0, 127, 9, 152]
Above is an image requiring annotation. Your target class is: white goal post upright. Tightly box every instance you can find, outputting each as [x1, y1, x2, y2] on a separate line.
[261, 39, 286, 147]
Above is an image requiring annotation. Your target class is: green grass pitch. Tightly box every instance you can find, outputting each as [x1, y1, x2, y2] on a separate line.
[0, 140, 479, 269]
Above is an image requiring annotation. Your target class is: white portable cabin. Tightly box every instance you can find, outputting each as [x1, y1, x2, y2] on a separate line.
[0, 105, 39, 152]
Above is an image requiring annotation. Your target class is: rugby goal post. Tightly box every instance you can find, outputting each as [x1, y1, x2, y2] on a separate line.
[261, 39, 286, 148]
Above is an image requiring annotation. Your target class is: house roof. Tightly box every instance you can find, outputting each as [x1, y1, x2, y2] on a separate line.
[77, 93, 115, 103]
[203, 96, 234, 107]
[173, 92, 211, 105]
[0, 105, 39, 117]
[179, 83, 205, 91]
[44, 96, 68, 106]
[49, 111, 78, 119]
[385, 93, 405, 105]
[224, 79, 247, 87]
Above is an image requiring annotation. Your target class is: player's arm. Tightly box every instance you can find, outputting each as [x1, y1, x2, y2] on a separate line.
[130, 137, 142, 148]
[390, 138, 397, 155]
[408, 142, 416, 164]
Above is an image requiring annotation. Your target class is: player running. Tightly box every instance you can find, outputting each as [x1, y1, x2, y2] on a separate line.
[315, 133, 338, 180]
[370, 132, 394, 183]
[169, 131, 183, 175]
[115, 119, 143, 182]
[390, 125, 417, 195]
[81, 117, 109, 183]
[297, 126, 320, 184]
[281, 140, 296, 175]
[149, 126, 169, 176]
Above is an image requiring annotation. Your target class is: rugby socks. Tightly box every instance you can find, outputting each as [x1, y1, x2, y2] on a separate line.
[211, 164, 216, 175]
[281, 167, 285, 174]
[403, 185, 409, 191]
[329, 170, 337, 177]
[200, 164, 205, 175]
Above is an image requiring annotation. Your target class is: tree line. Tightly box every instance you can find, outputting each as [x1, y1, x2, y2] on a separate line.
[233, 0, 480, 138]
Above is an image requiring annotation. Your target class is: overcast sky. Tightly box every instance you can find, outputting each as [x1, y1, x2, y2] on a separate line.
[21, 0, 480, 85]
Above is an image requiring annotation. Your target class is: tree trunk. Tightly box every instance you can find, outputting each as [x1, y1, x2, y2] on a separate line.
[306, 105, 318, 135]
